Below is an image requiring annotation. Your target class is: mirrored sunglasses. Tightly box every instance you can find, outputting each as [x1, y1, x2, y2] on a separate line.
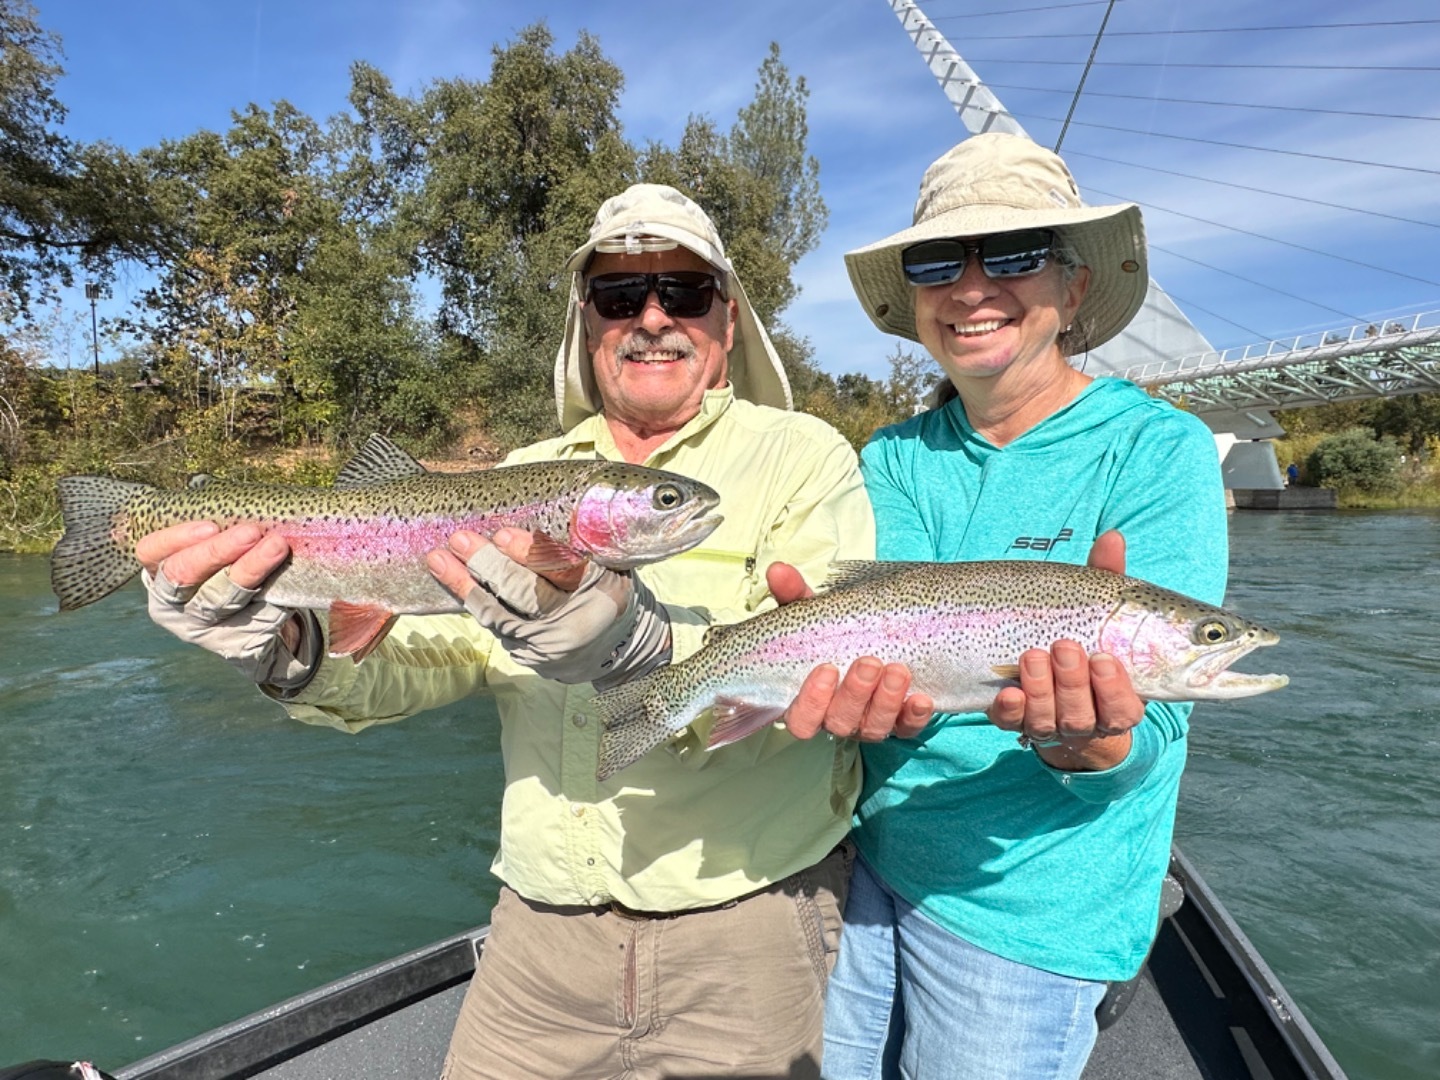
[586, 271, 721, 320]
[901, 229, 1056, 287]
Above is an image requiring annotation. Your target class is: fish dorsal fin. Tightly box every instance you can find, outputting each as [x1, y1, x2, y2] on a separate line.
[819, 560, 929, 595]
[702, 622, 739, 648]
[187, 473, 213, 490]
[334, 434, 428, 489]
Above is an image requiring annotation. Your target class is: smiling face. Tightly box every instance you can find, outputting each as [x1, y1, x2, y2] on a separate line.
[912, 236, 1090, 386]
[582, 247, 736, 453]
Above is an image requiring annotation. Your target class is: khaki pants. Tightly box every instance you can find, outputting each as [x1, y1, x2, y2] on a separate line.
[442, 844, 853, 1079]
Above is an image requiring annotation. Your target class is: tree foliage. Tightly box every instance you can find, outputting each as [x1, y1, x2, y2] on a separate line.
[342, 25, 634, 447]
[2, 11, 982, 550]
[0, 0, 172, 314]
[1305, 427, 1400, 494]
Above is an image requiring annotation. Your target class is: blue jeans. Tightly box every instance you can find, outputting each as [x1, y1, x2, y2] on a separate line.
[822, 857, 1107, 1080]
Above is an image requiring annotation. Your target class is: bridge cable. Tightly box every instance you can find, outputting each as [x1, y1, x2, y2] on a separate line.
[928, 20, 1440, 37]
[1085, 185, 1440, 291]
[1148, 245, 1365, 323]
[980, 82, 1440, 125]
[1002, 111, 1440, 177]
[958, 58, 1440, 73]
[920, 0, 1123, 17]
[1054, 0, 1116, 153]
[1062, 150, 1440, 232]
[1131, 288, 1267, 341]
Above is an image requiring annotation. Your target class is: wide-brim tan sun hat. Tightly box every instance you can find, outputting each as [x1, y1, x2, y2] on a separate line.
[554, 183, 792, 432]
[845, 133, 1148, 354]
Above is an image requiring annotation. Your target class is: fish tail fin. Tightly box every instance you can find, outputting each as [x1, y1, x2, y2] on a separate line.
[593, 668, 684, 781]
[51, 476, 150, 610]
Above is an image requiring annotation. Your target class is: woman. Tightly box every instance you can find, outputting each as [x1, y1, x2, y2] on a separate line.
[820, 134, 1229, 1078]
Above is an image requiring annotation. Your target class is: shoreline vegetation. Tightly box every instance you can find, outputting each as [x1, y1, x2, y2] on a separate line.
[3, 366, 1437, 556]
[3, 3, 1437, 554]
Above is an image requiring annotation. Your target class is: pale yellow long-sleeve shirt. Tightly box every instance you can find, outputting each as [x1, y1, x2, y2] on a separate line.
[278, 388, 876, 911]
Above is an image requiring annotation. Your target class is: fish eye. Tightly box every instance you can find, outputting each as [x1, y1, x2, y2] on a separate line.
[653, 484, 683, 510]
[1196, 620, 1229, 645]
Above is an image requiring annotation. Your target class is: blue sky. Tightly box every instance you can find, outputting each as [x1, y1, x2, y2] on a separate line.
[30, 0, 1440, 381]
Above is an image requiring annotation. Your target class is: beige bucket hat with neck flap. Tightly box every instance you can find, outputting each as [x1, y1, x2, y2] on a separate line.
[554, 183, 792, 433]
[844, 133, 1148, 356]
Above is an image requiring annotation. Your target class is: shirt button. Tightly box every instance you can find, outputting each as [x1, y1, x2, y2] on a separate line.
[572, 713, 588, 728]
[587, 857, 596, 866]
[570, 803, 585, 817]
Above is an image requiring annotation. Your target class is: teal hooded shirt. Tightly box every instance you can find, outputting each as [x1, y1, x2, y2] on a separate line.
[855, 377, 1229, 981]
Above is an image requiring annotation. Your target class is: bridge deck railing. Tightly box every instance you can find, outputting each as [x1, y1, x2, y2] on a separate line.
[1119, 310, 1440, 387]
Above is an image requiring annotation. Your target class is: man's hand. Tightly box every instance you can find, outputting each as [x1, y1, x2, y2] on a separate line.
[135, 521, 318, 690]
[425, 527, 587, 600]
[427, 527, 669, 687]
[769, 562, 934, 743]
[986, 530, 1145, 770]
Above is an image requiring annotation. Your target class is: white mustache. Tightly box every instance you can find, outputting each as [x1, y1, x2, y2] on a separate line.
[616, 332, 696, 362]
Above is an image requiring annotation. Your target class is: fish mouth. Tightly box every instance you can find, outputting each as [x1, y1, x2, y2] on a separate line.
[664, 495, 723, 546]
[1186, 633, 1288, 699]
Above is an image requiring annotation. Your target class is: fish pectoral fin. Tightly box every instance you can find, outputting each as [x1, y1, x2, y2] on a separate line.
[990, 664, 1022, 681]
[525, 532, 588, 574]
[327, 601, 399, 663]
[706, 697, 789, 750]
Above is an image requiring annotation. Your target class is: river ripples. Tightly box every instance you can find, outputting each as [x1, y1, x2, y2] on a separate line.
[2, 509, 1437, 1077]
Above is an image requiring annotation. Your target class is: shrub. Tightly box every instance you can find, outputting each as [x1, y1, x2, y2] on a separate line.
[1305, 428, 1400, 494]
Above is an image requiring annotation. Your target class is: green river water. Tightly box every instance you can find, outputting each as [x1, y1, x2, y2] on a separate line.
[2, 509, 1437, 1078]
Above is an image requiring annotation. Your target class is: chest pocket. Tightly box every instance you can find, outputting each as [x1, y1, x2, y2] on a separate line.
[640, 544, 759, 614]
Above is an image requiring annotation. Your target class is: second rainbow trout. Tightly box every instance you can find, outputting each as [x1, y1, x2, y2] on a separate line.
[593, 559, 1287, 779]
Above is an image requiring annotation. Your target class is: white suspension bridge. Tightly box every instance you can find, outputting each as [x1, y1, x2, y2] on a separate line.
[886, 0, 1440, 490]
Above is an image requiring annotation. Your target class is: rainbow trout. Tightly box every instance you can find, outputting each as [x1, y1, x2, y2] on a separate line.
[593, 559, 1287, 780]
[52, 434, 722, 661]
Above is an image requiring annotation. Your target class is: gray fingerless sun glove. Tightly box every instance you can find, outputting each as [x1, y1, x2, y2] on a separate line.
[459, 545, 671, 687]
[144, 566, 322, 695]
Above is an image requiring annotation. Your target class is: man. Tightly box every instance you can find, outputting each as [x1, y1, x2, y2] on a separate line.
[135, 184, 924, 1078]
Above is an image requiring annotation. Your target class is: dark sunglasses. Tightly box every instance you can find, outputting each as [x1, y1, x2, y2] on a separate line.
[586, 271, 722, 320]
[901, 229, 1056, 286]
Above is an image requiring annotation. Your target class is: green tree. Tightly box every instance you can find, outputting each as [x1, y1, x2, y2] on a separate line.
[1305, 427, 1400, 494]
[729, 42, 826, 298]
[348, 24, 633, 448]
[884, 344, 944, 416]
[128, 101, 430, 449]
[0, 0, 172, 315]
[1372, 393, 1440, 458]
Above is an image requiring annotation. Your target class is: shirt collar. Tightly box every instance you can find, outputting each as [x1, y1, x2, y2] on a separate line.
[557, 385, 736, 464]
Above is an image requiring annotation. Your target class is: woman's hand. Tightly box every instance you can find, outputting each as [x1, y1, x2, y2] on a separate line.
[986, 530, 1146, 770]
[769, 562, 934, 743]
